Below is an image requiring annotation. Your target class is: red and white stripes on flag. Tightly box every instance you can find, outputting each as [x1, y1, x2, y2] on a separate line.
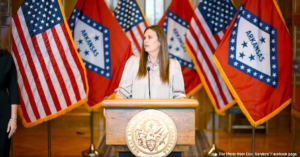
[185, 0, 236, 113]
[114, 0, 149, 56]
[125, 21, 148, 56]
[12, 0, 88, 127]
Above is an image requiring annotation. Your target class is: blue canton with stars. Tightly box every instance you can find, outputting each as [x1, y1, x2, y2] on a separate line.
[114, 0, 145, 32]
[69, 8, 112, 80]
[228, 4, 279, 88]
[199, 0, 236, 35]
[162, 9, 196, 70]
[21, 0, 64, 37]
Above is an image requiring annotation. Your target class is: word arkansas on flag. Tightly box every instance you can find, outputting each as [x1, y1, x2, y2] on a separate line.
[214, 0, 292, 127]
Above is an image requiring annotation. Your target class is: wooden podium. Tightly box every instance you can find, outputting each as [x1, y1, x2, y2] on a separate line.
[102, 99, 199, 157]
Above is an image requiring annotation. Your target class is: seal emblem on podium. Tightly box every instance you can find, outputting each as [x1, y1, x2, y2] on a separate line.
[126, 109, 177, 157]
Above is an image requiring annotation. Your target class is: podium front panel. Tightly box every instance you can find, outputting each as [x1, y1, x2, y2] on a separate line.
[106, 108, 195, 145]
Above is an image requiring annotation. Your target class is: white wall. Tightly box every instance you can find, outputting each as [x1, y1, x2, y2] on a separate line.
[106, 0, 203, 25]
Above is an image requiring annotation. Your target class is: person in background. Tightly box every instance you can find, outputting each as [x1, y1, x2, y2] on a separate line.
[0, 47, 20, 157]
[114, 25, 186, 99]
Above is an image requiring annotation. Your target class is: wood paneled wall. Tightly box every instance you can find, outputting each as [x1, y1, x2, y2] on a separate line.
[292, 110, 300, 154]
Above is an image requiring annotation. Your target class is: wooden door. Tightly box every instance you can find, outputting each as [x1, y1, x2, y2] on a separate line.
[292, 0, 300, 154]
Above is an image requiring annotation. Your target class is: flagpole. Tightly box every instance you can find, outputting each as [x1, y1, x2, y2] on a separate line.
[82, 110, 104, 157]
[62, 0, 65, 10]
[252, 126, 255, 157]
[153, 0, 156, 24]
[48, 121, 51, 157]
[203, 107, 225, 157]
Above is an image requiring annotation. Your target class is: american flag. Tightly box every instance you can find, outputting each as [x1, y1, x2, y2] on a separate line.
[114, 0, 149, 56]
[12, 0, 88, 127]
[186, 0, 236, 113]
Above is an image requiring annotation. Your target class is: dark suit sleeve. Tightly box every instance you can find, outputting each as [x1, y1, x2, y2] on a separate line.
[8, 54, 20, 105]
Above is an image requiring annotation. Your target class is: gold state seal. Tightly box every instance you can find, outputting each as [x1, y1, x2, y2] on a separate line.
[126, 109, 177, 157]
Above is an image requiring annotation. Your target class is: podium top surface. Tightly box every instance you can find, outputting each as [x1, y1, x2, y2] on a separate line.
[102, 99, 199, 108]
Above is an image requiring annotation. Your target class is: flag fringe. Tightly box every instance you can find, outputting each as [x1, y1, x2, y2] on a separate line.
[18, 97, 88, 128]
[188, 0, 194, 9]
[255, 99, 291, 126]
[272, 0, 291, 37]
[213, 55, 291, 127]
[84, 93, 116, 111]
[182, 0, 202, 96]
[184, 42, 203, 96]
[18, 0, 90, 128]
[185, 42, 235, 114]
[58, 0, 89, 98]
[186, 84, 202, 98]
[58, 0, 90, 99]
[136, 0, 150, 27]
[231, 0, 237, 9]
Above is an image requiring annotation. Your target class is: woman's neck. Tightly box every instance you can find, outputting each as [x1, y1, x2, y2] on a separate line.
[148, 54, 159, 67]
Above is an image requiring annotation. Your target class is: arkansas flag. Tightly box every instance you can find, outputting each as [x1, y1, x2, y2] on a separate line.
[69, 0, 133, 109]
[158, 0, 202, 97]
[214, 0, 292, 126]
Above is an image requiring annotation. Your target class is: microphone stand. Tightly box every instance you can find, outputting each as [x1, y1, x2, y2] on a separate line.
[147, 67, 151, 99]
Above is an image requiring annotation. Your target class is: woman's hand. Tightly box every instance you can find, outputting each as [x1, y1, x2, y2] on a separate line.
[8, 104, 18, 138]
[7, 119, 17, 139]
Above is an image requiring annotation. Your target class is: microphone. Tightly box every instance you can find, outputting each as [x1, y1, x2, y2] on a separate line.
[147, 67, 151, 99]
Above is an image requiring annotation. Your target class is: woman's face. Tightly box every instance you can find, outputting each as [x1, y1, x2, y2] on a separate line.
[143, 29, 161, 55]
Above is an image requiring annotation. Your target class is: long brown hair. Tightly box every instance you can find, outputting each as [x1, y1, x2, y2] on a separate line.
[0, 46, 7, 54]
[137, 25, 170, 84]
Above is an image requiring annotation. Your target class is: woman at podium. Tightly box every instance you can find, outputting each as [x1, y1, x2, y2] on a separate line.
[115, 25, 186, 99]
